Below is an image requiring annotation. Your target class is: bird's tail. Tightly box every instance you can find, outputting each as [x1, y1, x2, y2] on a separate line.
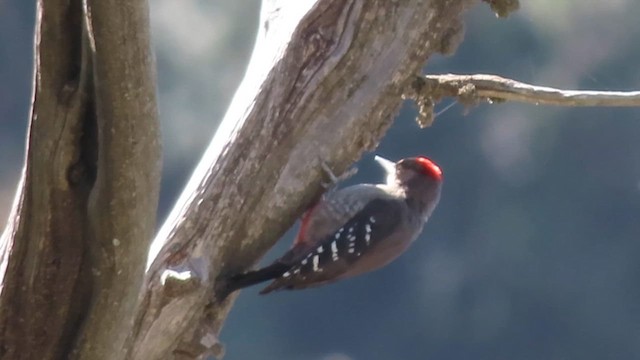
[223, 262, 290, 294]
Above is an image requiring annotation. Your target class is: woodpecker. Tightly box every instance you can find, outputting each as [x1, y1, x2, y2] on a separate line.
[225, 155, 443, 295]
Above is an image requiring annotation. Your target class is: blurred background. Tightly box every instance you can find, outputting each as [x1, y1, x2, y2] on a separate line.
[2, 1, 640, 359]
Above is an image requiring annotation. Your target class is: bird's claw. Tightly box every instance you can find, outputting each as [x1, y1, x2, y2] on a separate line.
[320, 161, 357, 190]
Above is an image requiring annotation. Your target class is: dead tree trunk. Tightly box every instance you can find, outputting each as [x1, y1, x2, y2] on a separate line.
[0, 0, 160, 358]
[0, 0, 479, 359]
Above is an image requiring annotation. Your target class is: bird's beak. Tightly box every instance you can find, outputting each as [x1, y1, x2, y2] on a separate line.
[374, 155, 396, 175]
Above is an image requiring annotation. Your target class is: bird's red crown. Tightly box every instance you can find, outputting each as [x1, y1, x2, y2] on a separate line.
[415, 156, 443, 181]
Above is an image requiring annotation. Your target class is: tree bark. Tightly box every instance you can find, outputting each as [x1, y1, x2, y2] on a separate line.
[0, 0, 475, 359]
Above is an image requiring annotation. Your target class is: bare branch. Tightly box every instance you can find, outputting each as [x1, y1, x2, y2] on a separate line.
[404, 73, 640, 127]
[419, 73, 640, 107]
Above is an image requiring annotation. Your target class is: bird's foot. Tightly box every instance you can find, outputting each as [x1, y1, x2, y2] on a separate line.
[320, 161, 357, 191]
